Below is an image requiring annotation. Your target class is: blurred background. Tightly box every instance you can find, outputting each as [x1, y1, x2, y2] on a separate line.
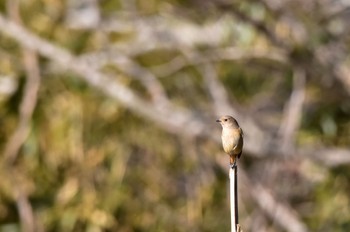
[0, 0, 350, 231]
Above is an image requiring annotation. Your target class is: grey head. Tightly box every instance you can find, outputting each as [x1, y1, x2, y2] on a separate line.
[216, 115, 239, 129]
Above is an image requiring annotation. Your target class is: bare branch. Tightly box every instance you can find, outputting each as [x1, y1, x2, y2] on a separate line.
[335, 61, 350, 95]
[239, 168, 308, 232]
[115, 57, 170, 106]
[153, 47, 288, 78]
[79, 53, 169, 106]
[3, 1, 41, 164]
[209, 0, 287, 48]
[0, 13, 349, 168]
[278, 68, 306, 154]
[249, 182, 308, 232]
[3, 47, 41, 163]
[100, 14, 230, 47]
[315, 42, 350, 96]
[14, 186, 35, 232]
[0, 12, 271, 159]
[0, 13, 207, 138]
[199, 63, 235, 116]
[216, 158, 308, 232]
[3, 2, 37, 232]
[304, 148, 350, 167]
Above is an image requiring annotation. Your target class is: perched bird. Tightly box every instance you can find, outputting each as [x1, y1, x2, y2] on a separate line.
[216, 115, 244, 167]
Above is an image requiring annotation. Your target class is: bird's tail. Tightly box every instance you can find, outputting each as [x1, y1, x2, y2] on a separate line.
[230, 155, 236, 166]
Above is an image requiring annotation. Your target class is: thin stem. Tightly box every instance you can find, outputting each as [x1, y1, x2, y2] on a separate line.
[235, 165, 239, 225]
[230, 166, 238, 232]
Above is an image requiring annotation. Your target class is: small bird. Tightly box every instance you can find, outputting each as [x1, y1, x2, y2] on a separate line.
[216, 115, 244, 167]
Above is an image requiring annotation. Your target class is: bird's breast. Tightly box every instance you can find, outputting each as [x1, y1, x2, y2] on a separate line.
[221, 128, 241, 155]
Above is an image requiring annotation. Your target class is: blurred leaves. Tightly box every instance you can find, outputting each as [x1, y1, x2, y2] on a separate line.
[0, 0, 350, 231]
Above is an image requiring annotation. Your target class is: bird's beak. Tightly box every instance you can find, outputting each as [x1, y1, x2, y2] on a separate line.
[216, 119, 221, 123]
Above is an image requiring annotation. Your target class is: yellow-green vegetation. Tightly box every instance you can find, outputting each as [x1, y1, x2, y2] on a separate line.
[0, 0, 350, 231]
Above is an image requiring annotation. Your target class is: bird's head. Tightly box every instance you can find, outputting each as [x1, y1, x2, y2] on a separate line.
[216, 115, 239, 128]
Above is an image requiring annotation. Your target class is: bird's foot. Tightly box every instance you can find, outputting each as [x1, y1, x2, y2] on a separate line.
[230, 161, 237, 169]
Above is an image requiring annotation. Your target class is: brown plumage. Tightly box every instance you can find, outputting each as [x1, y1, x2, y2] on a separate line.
[216, 115, 244, 166]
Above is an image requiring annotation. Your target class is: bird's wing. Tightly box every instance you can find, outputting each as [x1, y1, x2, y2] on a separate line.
[237, 128, 243, 158]
[238, 151, 242, 159]
[239, 127, 244, 137]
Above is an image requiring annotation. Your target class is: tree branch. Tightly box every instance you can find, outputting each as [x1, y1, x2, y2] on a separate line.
[241, 167, 309, 232]
[79, 53, 169, 106]
[278, 67, 306, 154]
[3, 2, 38, 232]
[199, 63, 234, 116]
[0, 12, 349, 168]
[0, 13, 207, 138]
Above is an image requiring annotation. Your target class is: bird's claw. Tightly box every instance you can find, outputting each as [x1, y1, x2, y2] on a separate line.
[230, 161, 237, 169]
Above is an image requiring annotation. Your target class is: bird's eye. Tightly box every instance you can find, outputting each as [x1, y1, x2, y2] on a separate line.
[224, 119, 227, 121]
